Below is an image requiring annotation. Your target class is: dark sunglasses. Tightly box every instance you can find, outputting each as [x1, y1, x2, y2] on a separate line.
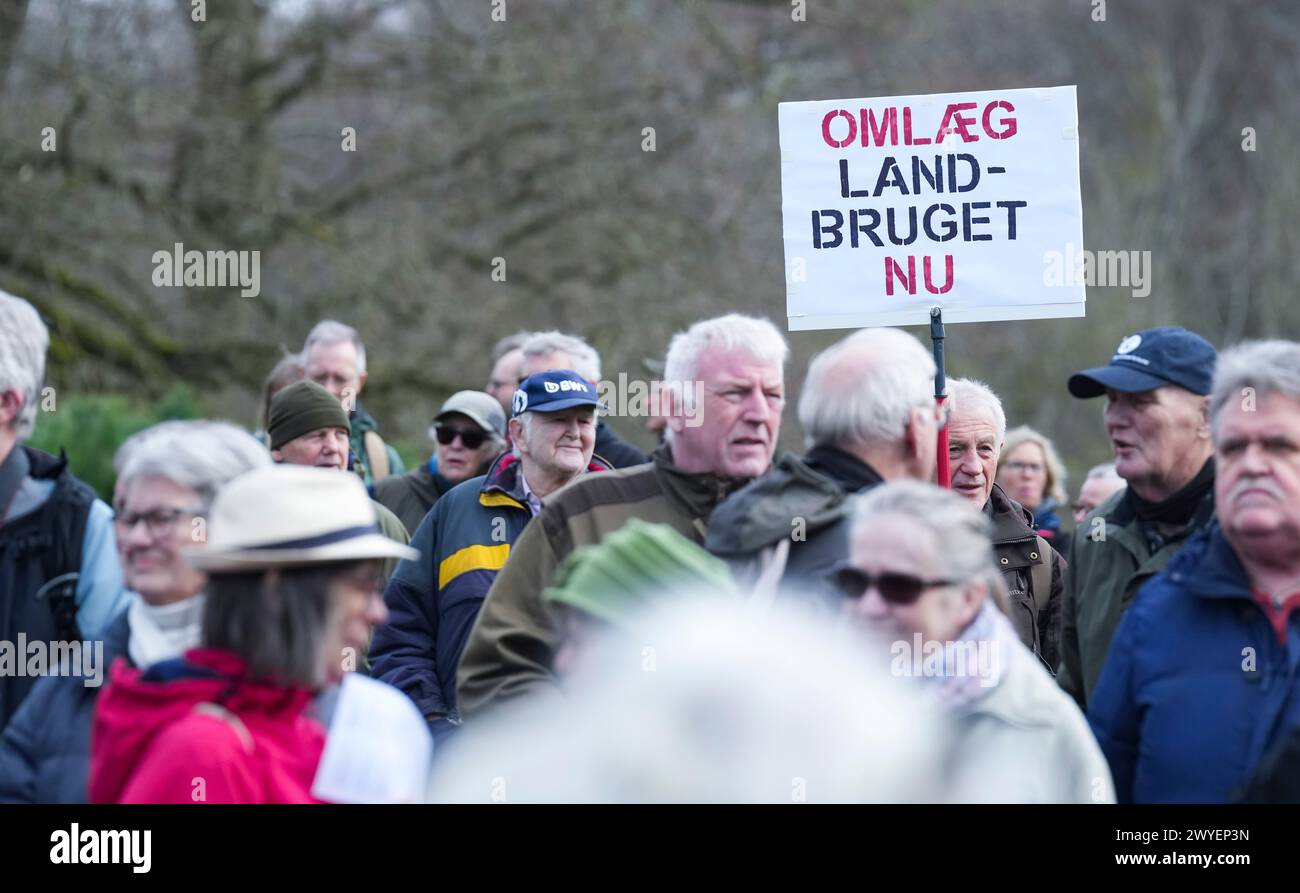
[828, 564, 960, 605]
[435, 426, 487, 449]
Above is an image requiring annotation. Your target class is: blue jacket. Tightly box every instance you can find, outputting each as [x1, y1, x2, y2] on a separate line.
[370, 453, 610, 734]
[1088, 521, 1300, 802]
[0, 608, 129, 803]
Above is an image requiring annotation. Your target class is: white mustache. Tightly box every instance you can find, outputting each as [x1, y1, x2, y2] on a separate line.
[1228, 476, 1285, 503]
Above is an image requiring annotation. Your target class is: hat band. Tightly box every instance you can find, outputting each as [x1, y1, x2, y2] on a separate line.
[246, 524, 381, 551]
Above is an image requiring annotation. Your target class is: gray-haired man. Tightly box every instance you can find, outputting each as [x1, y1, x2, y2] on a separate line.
[0, 290, 126, 731]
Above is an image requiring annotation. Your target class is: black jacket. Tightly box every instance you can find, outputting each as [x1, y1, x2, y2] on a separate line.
[706, 446, 884, 599]
[594, 420, 649, 469]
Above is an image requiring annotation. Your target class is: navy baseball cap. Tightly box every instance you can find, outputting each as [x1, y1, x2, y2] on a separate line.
[1068, 326, 1216, 399]
[511, 369, 606, 417]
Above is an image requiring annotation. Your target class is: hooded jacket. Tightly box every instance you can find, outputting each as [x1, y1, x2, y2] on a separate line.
[370, 451, 610, 732]
[89, 649, 326, 804]
[987, 484, 1065, 671]
[1058, 460, 1215, 708]
[1088, 521, 1300, 803]
[705, 446, 883, 599]
[456, 444, 754, 718]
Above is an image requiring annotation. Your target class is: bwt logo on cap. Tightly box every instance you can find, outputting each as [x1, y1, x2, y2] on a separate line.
[542, 380, 590, 394]
[1116, 334, 1142, 354]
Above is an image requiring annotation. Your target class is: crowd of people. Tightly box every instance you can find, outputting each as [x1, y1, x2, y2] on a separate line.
[2, 284, 1299, 803]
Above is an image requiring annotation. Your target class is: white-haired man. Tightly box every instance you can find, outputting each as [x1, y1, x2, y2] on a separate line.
[707, 327, 943, 597]
[457, 314, 789, 716]
[1089, 340, 1300, 802]
[946, 378, 1065, 671]
[302, 319, 405, 486]
[518, 331, 648, 469]
[0, 290, 127, 731]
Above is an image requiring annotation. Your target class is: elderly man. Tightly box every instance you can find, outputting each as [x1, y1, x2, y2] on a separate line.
[267, 380, 410, 573]
[838, 481, 1113, 803]
[456, 314, 789, 717]
[486, 332, 531, 416]
[519, 331, 648, 469]
[946, 378, 1065, 670]
[1073, 463, 1126, 525]
[301, 319, 405, 486]
[369, 370, 611, 739]
[1058, 326, 1216, 707]
[707, 327, 942, 596]
[1088, 340, 1300, 802]
[1055, 463, 1127, 556]
[0, 291, 126, 731]
[374, 391, 506, 535]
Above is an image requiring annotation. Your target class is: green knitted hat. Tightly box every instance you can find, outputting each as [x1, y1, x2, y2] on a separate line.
[543, 519, 738, 628]
[268, 380, 350, 450]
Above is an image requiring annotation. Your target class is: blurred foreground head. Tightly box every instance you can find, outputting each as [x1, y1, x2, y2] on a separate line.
[429, 597, 947, 803]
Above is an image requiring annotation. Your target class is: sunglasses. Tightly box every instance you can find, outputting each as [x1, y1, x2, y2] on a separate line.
[435, 426, 487, 449]
[828, 564, 960, 605]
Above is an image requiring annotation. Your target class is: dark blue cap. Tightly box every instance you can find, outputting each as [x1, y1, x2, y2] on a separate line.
[511, 370, 606, 417]
[1068, 326, 1216, 399]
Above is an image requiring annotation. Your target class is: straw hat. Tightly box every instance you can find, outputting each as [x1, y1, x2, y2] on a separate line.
[185, 464, 418, 573]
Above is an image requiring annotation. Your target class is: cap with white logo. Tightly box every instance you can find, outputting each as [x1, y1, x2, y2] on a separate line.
[511, 369, 606, 418]
[1068, 326, 1216, 399]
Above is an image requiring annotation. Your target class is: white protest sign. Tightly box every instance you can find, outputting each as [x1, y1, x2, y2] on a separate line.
[779, 85, 1084, 330]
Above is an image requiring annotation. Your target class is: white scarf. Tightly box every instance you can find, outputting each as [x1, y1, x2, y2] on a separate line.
[923, 598, 1016, 710]
[127, 593, 206, 669]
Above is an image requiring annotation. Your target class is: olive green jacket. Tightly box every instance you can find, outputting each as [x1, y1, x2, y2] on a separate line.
[455, 445, 752, 718]
[1057, 485, 1214, 708]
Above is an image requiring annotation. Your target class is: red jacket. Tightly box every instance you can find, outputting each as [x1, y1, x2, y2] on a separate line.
[89, 648, 328, 804]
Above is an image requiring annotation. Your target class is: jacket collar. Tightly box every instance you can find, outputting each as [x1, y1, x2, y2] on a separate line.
[651, 443, 756, 526]
[804, 444, 884, 493]
[985, 484, 1036, 546]
[1163, 521, 1254, 601]
[479, 450, 613, 508]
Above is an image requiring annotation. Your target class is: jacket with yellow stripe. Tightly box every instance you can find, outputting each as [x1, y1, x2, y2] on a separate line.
[369, 451, 609, 731]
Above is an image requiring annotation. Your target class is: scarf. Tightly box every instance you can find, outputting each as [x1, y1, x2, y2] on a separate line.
[1123, 456, 1215, 553]
[127, 593, 206, 669]
[922, 599, 1019, 710]
[1126, 456, 1215, 525]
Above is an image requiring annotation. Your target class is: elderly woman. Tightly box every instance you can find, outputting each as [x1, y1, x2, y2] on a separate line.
[835, 480, 1112, 803]
[995, 425, 1068, 539]
[89, 464, 417, 804]
[0, 421, 269, 803]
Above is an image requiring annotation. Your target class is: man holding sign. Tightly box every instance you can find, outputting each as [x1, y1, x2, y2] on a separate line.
[779, 86, 1084, 330]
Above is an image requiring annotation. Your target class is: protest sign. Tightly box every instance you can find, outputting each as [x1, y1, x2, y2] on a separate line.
[779, 85, 1084, 330]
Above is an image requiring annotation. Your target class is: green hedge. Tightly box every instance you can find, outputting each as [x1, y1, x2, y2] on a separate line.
[26, 385, 205, 501]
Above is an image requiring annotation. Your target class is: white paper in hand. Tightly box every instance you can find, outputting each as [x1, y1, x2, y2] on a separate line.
[311, 673, 434, 804]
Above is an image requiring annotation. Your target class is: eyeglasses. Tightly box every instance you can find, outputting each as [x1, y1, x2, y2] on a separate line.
[112, 506, 204, 538]
[1005, 461, 1045, 475]
[828, 564, 961, 605]
[435, 426, 487, 449]
[338, 567, 384, 596]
